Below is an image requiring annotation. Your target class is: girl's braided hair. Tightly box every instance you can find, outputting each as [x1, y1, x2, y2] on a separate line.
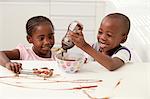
[26, 16, 54, 36]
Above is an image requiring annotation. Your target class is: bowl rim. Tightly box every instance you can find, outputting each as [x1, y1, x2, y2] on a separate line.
[55, 52, 84, 62]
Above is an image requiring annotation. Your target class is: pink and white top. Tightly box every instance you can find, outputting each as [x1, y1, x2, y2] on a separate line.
[16, 44, 54, 61]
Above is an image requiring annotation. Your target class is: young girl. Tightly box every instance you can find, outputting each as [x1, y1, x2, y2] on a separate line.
[69, 13, 131, 71]
[0, 16, 55, 73]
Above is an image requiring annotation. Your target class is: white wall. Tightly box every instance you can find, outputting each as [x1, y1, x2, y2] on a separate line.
[0, 2, 50, 50]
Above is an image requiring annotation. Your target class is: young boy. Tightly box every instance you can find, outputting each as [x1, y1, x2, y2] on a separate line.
[69, 13, 131, 71]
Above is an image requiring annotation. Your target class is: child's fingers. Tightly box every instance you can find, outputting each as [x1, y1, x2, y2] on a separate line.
[14, 65, 20, 73]
[77, 31, 83, 36]
[72, 30, 83, 36]
[69, 32, 82, 39]
[6, 62, 22, 73]
[13, 63, 22, 73]
[10, 63, 17, 73]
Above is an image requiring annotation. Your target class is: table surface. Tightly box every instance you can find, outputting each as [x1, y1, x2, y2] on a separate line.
[0, 60, 149, 99]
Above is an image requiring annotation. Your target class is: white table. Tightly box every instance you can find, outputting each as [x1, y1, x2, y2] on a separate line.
[0, 61, 149, 99]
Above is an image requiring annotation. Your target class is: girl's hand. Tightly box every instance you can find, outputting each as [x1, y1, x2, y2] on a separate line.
[5, 62, 22, 74]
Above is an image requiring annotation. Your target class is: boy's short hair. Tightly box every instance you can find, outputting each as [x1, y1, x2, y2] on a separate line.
[105, 13, 130, 35]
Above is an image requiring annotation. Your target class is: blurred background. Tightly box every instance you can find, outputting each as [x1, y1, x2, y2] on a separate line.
[0, 0, 150, 62]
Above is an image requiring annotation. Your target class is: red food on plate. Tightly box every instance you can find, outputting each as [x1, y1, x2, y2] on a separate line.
[32, 68, 54, 78]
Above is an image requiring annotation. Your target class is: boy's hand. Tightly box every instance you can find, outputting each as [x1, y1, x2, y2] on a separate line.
[5, 62, 22, 74]
[69, 31, 87, 48]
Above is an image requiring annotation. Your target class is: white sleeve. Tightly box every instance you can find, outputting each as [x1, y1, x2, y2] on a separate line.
[112, 49, 131, 63]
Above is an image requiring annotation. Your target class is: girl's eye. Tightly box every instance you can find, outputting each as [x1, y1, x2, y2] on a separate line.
[48, 35, 53, 39]
[39, 37, 44, 41]
[48, 33, 54, 39]
[48, 36, 52, 39]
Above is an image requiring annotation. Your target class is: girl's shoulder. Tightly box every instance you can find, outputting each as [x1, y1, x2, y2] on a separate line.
[16, 44, 32, 51]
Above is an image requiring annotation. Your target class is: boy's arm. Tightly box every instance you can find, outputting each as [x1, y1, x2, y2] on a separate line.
[80, 43, 124, 71]
[69, 32, 124, 71]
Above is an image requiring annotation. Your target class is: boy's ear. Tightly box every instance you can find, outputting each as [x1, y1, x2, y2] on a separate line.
[121, 35, 127, 43]
[26, 35, 33, 43]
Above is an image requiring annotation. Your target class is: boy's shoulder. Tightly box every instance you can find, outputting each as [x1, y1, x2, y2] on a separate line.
[113, 45, 131, 62]
[114, 45, 131, 54]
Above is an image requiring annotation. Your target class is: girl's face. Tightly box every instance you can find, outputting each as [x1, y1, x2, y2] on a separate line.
[97, 17, 125, 53]
[27, 24, 55, 58]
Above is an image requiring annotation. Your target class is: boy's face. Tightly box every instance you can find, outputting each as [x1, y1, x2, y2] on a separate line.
[27, 24, 55, 57]
[97, 17, 126, 52]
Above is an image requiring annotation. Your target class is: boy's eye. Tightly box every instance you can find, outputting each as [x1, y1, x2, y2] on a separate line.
[48, 36, 53, 39]
[107, 34, 112, 37]
[98, 31, 102, 35]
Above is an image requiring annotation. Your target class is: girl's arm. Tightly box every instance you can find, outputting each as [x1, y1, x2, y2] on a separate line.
[0, 49, 20, 65]
[0, 51, 10, 66]
[0, 49, 22, 73]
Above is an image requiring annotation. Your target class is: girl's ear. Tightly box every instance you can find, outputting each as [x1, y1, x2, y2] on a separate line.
[26, 35, 33, 43]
